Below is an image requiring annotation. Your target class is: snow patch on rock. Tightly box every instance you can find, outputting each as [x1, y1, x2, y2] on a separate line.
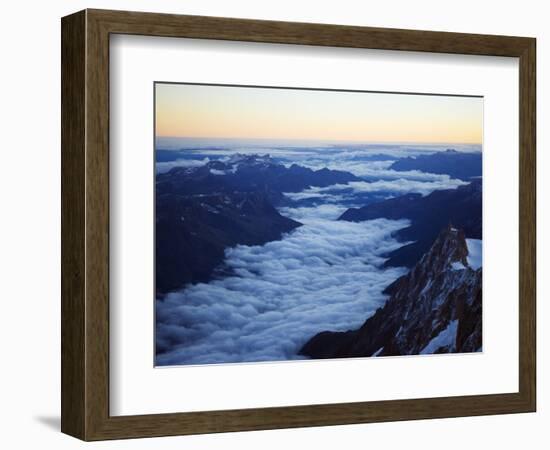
[420, 320, 458, 354]
[466, 239, 482, 269]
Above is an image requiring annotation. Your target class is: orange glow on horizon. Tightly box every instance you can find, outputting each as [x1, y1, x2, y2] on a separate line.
[155, 84, 483, 145]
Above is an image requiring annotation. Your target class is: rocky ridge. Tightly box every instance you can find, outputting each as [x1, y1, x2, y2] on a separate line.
[300, 225, 482, 358]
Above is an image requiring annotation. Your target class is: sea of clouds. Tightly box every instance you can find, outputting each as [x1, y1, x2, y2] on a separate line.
[155, 144, 475, 366]
[156, 214, 409, 366]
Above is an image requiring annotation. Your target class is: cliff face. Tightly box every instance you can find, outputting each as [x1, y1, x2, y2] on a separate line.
[300, 225, 482, 359]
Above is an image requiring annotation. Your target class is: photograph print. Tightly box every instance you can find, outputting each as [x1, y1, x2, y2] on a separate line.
[155, 83, 483, 366]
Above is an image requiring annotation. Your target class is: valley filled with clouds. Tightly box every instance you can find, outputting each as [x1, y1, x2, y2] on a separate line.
[155, 142, 482, 365]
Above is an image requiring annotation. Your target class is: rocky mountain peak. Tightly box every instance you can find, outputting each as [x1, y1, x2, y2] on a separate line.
[300, 225, 482, 359]
[416, 224, 469, 275]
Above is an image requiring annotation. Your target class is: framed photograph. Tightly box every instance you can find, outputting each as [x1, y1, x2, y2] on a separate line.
[61, 9, 536, 440]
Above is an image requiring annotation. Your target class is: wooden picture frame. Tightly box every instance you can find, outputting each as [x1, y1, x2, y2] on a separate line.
[61, 9, 536, 441]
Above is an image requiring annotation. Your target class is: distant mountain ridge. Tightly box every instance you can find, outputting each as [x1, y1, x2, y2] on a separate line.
[300, 225, 482, 359]
[157, 153, 360, 201]
[390, 149, 482, 180]
[339, 179, 482, 268]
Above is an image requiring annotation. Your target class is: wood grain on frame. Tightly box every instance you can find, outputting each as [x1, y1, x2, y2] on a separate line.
[61, 8, 536, 441]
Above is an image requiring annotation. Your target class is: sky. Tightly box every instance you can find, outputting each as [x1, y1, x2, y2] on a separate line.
[155, 83, 483, 145]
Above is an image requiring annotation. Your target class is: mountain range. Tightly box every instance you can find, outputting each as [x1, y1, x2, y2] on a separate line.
[157, 153, 360, 201]
[156, 150, 482, 308]
[155, 148, 483, 361]
[156, 154, 367, 295]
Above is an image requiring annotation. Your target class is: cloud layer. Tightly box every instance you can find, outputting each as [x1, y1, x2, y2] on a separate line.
[156, 215, 409, 365]
[285, 177, 467, 203]
[156, 157, 211, 174]
[155, 144, 480, 366]
[155, 143, 481, 178]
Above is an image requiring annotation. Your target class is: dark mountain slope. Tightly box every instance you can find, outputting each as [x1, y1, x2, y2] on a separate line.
[156, 191, 301, 296]
[390, 149, 482, 181]
[339, 179, 482, 267]
[300, 225, 482, 359]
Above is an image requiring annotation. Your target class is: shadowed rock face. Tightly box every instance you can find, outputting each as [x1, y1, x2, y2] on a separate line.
[300, 225, 482, 359]
[338, 179, 482, 268]
[156, 191, 301, 296]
